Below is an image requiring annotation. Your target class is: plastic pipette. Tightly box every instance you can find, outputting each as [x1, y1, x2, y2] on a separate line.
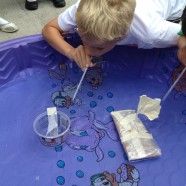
[72, 67, 88, 101]
[72, 56, 105, 101]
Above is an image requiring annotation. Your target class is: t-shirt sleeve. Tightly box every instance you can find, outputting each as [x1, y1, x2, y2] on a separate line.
[130, 1, 181, 48]
[147, 20, 180, 48]
[57, 1, 80, 32]
[155, 21, 181, 47]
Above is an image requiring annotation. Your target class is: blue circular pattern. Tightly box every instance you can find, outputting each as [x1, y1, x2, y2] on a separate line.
[87, 91, 94, 97]
[98, 95, 103, 100]
[55, 145, 63, 152]
[90, 101, 97, 108]
[107, 92, 113, 98]
[57, 160, 65, 168]
[106, 106, 114, 112]
[76, 170, 84, 178]
[70, 110, 76, 114]
[182, 110, 186, 116]
[56, 176, 65, 185]
[77, 156, 83, 162]
[80, 131, 88, 136]
[108, 151, 116, 158]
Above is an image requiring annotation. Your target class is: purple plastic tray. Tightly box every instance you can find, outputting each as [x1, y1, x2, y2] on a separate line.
[0, 34, 186, 186]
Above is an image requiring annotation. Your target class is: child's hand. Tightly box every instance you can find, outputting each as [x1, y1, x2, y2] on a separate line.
[177, 36, 186, 66]
[68, 45, 94, 69]
[177, 46, 186, 66]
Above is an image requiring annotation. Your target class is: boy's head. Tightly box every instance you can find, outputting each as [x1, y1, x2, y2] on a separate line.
[76, 0, 136, 56]
[181, 6, 186, 36]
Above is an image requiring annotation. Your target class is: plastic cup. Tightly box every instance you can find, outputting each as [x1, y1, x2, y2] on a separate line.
[33, 111, 70, 147]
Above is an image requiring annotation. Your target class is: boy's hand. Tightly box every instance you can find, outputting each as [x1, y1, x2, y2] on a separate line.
[177, 36, 186, 66]
[177, 46, 186, 66]
[68, 45, 94, 69]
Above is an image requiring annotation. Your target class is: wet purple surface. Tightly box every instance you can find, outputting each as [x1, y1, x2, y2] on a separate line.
[0, 34, 186, 186]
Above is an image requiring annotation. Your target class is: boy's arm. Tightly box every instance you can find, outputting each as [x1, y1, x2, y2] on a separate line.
[42, 1, 93, 69]
[134, 19, 181, 48]
[42, 0, 79, 55]
[131, 5, 181, 49]
[42, 18, 93, 69]
[151, 20, 181, 48]
[42, 18, 74, 59]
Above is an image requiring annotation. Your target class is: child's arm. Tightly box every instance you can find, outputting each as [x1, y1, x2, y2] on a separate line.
[131, 2, 181, 49]
[177, 36, 186, 66]
[42, 18, 93, 69]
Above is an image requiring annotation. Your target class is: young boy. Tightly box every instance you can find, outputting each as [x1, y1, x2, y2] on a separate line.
[42, 0, 186, 69]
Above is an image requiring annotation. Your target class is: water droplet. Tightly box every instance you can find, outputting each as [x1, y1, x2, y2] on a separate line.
[56, 176, 65, 185]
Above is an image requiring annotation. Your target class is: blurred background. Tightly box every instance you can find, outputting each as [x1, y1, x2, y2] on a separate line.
[0, 0, 77, 42]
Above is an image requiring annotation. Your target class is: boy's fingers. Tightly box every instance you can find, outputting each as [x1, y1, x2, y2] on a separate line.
[81, 46, 93, 68]
[78, 45, 92, 68]
[85, 53, 92, 68]
[80, 46, 87, 68]
[75, 49, 83, 68]
[178, 46, 186, 66]
[84, 47, 94, 67]
[76, 45, 86, 69]
[73, 45, 95, 69]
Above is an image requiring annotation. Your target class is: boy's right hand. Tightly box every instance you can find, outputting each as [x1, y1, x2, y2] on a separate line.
[68, 45, 94, 69]
[177, 36, 186, 66]
[177, 46, 186, 66]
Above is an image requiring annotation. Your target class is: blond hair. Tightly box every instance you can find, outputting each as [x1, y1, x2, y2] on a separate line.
[76, 0, 136, 41]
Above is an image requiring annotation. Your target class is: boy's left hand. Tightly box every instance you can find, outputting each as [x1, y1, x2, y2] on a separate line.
[177, 36, 186, 66]
[177, 46, 186, 66]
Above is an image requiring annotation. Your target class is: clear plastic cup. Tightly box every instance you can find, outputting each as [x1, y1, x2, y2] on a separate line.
[33, 111, 70, 147]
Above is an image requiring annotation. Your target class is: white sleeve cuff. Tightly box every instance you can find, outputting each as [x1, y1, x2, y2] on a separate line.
[57, 1, 80, 32]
